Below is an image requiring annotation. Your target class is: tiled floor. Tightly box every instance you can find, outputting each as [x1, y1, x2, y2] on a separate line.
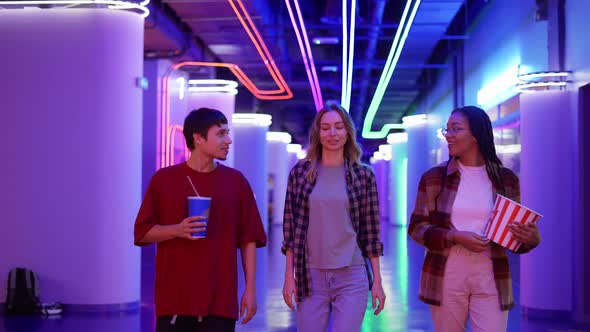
[2, 224, 588, 332]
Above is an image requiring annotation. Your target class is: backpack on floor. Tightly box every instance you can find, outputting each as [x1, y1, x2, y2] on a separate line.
[5, 267, 41, 314]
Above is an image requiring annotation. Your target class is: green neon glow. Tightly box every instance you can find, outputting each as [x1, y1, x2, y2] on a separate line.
[397, 211, 408, 309]
[361, 0, 422, 139]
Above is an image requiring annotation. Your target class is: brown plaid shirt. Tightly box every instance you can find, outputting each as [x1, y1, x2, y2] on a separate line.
[282, 160, 384, 301]
[408, 158, 535, 310]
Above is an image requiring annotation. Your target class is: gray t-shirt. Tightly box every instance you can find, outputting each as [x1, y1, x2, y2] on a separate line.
[307, 165, 364, 269]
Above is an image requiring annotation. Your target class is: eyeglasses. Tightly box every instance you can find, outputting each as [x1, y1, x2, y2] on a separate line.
[440, 127, 466, 136]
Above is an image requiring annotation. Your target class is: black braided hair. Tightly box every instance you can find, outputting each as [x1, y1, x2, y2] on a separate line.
[434, 106, 505, 212]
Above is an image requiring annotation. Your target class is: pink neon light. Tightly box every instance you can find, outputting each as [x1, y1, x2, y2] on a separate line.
[157, 0, 295, 169]
[229, 0, 292, 96]
[285, 0, 323, 111]
[292, 0, 323, 110]
[168, 125, 190, 165]
[173, 61, 292, 100]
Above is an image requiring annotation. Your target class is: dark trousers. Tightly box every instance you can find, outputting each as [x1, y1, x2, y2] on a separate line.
[156, 315, 236, 332]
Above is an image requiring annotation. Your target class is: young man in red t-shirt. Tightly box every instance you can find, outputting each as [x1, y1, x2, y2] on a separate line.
[134, 108, 267, 332]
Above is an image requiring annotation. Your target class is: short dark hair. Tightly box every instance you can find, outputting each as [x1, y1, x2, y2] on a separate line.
[183, 108, 228, 150]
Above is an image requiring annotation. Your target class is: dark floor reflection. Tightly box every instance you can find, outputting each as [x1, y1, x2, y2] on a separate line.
[1, 223, 588, 332]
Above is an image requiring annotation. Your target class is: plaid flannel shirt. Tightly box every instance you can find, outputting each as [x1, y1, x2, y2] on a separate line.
[282, 159, 384, 301]
[408, 158, 536, 310]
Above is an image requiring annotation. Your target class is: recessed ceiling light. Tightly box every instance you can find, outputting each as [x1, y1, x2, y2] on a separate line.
[209, 44, 242, 55]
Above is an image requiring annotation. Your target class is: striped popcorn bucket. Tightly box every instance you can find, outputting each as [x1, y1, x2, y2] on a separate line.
[484, 194, 543, 251]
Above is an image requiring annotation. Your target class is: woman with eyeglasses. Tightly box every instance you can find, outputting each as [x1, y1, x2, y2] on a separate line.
[281, 103, 386, 332]
[408, 106, 541, 332]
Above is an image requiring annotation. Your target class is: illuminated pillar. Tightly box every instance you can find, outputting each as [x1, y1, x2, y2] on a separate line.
[404, 115, 430, 224]
[372, 145, 391, 220]
[266, 132, 291, 225]
[0, 8, 144, 309]
[388, 133, 408, 226]
[519, 91, 574, 314]
[232, 115, 271, 324]
[287, 144, 305, 172]
[231, 114, 271, 232]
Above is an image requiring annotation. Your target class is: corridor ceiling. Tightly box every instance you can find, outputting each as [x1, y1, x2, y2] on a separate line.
[144, 0, 486, 153]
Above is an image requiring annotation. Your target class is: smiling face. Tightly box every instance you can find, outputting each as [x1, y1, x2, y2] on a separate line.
[445, 112, 479, 158]
[193, 124, 232, 160]
[318, 110, 348, 153]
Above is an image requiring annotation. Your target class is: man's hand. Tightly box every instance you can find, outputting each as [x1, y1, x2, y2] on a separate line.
[239, 287, 257, 324]
[371, 281, 386, 315]
[454, 231, 490, 252]
[176, 216, 206, 240]
[509, 222, 541, 247]
[282, 274, 297, 311]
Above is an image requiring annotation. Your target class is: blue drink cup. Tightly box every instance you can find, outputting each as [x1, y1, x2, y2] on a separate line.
[187, 196, 211, 237]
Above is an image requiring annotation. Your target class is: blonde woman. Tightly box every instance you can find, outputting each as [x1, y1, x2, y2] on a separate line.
[281, 103, 386, 332]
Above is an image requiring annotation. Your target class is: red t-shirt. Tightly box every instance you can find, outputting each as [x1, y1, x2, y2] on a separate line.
[134, 163, 267, 319]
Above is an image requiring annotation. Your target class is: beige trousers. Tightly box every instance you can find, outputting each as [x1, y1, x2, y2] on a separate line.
[429, 245, 509, 332]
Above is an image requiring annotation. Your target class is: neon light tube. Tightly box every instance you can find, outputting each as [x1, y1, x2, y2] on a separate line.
[228, 0, 292, 97]
[344, 0, 356, 111]
[285, 0, 323, 110]
[188, 79, 239, 89]
[362, 0, 421, 139]
[0, 0, 150, 18]
[515, 81, 567, 91]
[173, 62, 292, 100]
[340, 0, 356, 111]
[168, 125, 189, 165]
[158, 0, 293, 169]
[340, 0, 348, 112]
[518, 71, 570, 80]
[293, 0, 323, 109]
[187, 87, 238, 95]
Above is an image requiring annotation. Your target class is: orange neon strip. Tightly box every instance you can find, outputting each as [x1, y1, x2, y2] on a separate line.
[228, 0, 290, 96]
[158, 0, 293, 169]
[173, 61, 292, 100]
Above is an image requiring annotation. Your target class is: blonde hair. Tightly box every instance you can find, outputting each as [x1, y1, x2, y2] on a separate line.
[305, 103, 362, 181]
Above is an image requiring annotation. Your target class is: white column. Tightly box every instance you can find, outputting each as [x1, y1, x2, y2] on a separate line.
[231, 114, 271, 232]
[266, 132, 291, 225]
[287, 144, 304, 171]
[519, 91, 574, 313]
[404, 115, 430, 224]
[388, 133, 409, 226]
[372, 145, 391, 220]
[0, 9, 143, 308]
[232, 114, 271, 320]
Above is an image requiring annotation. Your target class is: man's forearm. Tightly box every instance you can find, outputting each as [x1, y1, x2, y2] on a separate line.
[241, 242, 257, 290]
[138, 224, 178, 244]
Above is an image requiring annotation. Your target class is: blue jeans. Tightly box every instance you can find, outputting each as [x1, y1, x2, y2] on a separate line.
[296, 265, 369, 332]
